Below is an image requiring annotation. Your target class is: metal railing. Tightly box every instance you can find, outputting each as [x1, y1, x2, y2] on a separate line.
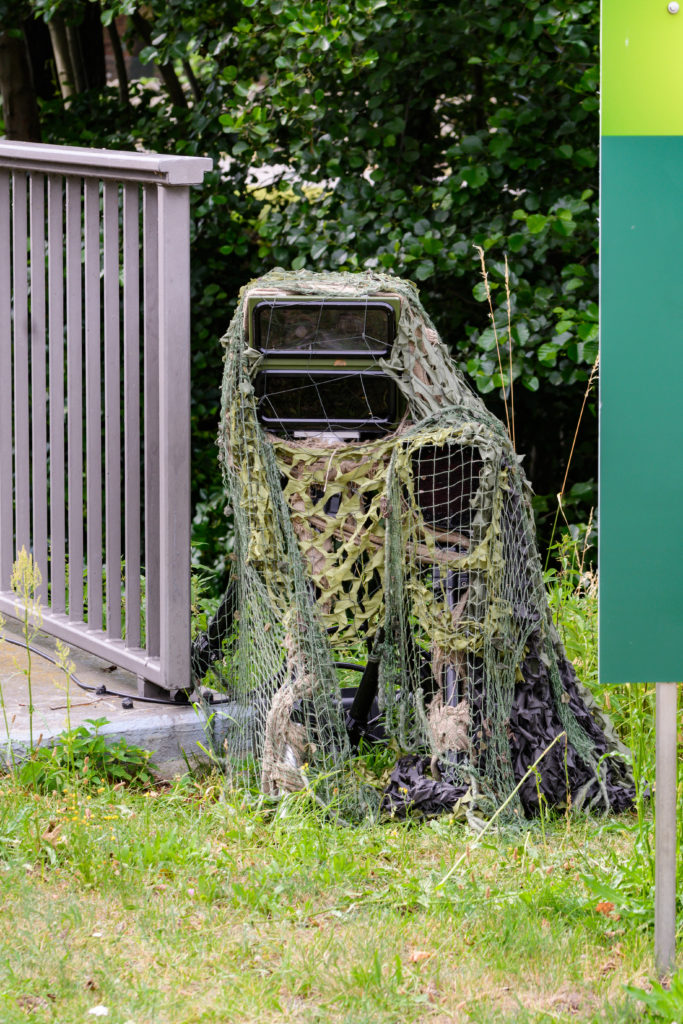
[0, 141, 212, 696]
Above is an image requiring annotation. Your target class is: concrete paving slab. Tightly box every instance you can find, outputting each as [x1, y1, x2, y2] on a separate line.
[0, 616, 219, 778]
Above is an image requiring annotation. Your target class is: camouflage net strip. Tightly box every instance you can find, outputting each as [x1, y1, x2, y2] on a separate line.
[201, 268, 633, 821]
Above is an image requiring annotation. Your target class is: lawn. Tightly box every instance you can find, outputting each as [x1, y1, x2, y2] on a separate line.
[0, 772, 664, 1024]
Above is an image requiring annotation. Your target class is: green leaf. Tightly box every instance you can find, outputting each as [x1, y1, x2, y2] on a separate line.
[625, 972, 683, 1020]
[513, 322, 530, 345]
[477, 327, 498, 352]
[414, 259, 434, 280]
[537, 343, 558, 366]
[577, 322, 598, 342]
[461, 165, 489, 189]
[553, 217, 576, 237]
[526, 214, 548, 234]
[567, 341, 584, 364]
[422, 236, 443, 255]
[489, 133, 512, 158]
[461, 135, 484, 154]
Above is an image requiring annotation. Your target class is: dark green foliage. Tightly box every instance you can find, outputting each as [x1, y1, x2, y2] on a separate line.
[18, 717, 156, 793]
[0, 0, 600, 576]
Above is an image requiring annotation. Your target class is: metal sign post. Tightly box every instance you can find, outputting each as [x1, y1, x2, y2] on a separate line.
[601, 0, 682, 975]
[656, 684, 678, 973]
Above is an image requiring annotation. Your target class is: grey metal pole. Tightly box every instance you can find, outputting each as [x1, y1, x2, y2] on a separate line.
[655, 682, 678, 976]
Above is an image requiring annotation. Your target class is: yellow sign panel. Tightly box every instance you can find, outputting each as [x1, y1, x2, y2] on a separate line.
[602, 0, 683, 136]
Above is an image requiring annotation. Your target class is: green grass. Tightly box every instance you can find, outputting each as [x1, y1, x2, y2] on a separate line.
[0, 773, 666, 1024]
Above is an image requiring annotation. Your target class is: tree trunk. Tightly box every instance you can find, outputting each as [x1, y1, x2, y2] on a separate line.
[107, 21, 129, 105]
[47, 17, 75, 99]
[130, 10, 187, 108]
[65, 24, 86, 93]
[182, 59, 202, 103]
[0, 30, 42, 141]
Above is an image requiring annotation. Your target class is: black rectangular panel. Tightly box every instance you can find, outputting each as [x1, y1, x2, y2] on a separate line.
[255, 369, 398, 434]
[253, 301, 395, 357]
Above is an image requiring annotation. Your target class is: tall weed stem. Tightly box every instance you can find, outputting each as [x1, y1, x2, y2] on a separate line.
[0, 614, 14, 770]
[10, 549, 42, 753]
[437, 731, 567, 888]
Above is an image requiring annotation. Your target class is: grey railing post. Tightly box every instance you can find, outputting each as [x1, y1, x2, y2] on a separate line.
[156, 183, 192, 695]
[0, 170, 11, 587]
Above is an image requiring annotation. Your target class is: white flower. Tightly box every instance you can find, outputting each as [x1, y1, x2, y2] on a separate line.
[88, 1007, 109, 1017]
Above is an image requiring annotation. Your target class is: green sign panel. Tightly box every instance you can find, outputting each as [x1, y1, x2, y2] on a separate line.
[600, 2, 683, 682]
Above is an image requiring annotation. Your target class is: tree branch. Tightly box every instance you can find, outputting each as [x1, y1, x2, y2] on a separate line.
[182, 59, 202, 103]
[130, 10, 187, 108]
[107, 20, 129, 106]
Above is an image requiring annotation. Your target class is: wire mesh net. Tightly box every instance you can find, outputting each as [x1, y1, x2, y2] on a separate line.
[192, 269, 633, 821]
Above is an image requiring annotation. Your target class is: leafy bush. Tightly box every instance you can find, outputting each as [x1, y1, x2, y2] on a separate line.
[1, 0, 602, 576]
[18, 718, 156, 794]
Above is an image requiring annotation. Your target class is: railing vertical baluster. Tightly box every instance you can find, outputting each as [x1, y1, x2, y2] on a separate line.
[66, 176, 84, 620]
[123, 183, 141, 649]
[48, 175, 66, 614]
[0, 170, 12, 587]
[84, 178, 102, 629]
[12, 172, 30, 558]
[30, 174, 48, 601]
[157, 185, 191, 691]
[143, 186, 160, 658]
[103, 181, 121, 639]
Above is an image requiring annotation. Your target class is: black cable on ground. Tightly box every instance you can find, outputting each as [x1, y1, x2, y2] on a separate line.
[0, 635, 183, 707]
[0, 636, 367, 709]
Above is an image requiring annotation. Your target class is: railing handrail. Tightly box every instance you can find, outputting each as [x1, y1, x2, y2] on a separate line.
[0, 140, 212, 185]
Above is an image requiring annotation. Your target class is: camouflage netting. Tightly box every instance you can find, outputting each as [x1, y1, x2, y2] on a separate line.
[195, 268, 633, 821]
